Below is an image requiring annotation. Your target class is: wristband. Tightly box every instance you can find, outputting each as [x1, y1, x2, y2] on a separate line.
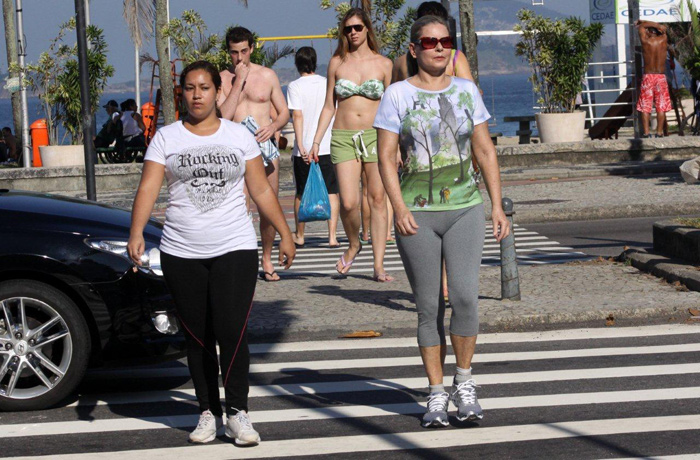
[313, 141, 320, 146]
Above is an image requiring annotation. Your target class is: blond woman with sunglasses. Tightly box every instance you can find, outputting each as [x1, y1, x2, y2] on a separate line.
[309, 8, 394, 282]
[375, 15, 509, 428]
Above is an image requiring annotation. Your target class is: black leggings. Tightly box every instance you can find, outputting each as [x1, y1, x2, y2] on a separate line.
[161, 249, 258, 416]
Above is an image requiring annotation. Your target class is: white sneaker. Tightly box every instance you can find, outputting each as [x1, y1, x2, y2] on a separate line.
[189, 410, 223, 443]
[451, 379, 484, 422]
[225, 410, 261, 445]
[421, 391, 450, 428]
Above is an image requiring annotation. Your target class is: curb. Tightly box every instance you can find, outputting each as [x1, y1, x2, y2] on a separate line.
[484, 202, 700, 225]
[619, 249, 700, 292]
[247, 305, 689, 340]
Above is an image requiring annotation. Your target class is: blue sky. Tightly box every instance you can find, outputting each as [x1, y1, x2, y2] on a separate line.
[1, 0, 587, 83]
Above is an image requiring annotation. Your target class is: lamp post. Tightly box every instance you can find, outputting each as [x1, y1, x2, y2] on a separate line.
[628, 0, 642, 139]
[15, 0, 31, 167]
[75, 0, 96, 200]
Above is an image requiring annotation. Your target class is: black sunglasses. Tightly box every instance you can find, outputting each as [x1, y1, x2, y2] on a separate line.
[415, 36, 454, 50]
[343, 24, 365, 34]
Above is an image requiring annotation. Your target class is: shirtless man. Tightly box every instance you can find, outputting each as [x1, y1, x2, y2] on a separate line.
[218, 26, 290, 282]
[636, 20, 672, 138]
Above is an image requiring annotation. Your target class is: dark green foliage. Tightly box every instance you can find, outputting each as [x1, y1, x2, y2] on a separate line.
[21, 19, 114, 144]
[515, 9, 603, 113]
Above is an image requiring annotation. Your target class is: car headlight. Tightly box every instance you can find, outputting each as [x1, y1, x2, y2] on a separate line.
[85, 239, 163, 277]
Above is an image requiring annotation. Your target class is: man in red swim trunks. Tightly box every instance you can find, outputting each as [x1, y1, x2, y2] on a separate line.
[636, 20, 672, 138]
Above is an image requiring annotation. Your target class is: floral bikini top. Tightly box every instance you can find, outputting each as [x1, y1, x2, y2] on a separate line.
[334, 78, 384, 100]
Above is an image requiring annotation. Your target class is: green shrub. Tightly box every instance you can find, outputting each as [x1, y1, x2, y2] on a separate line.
[515, 9, 603, 114]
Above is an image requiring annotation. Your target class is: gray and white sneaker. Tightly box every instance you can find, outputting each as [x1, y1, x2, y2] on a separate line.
[422, 391, 450, 428]
[189, 410, 223, 443]
[451, 379, 484, 422]
[225, 410, 261, 445]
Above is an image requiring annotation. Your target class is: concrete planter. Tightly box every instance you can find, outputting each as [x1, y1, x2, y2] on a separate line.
[39, 145, 85, 168]
[535, 111, 586, 144]
[653, 220, 700, 264]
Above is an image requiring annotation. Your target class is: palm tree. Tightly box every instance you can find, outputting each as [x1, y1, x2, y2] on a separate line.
[2, 0, 22, 144]
[458, 0, 479, 86]
[155, 0, 176, 125]
[154, 0, 248, 125]
[258, 43, 295, 68]
[123, 0, 156, 109]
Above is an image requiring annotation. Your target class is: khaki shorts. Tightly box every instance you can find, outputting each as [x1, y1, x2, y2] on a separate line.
[330, 129, 378, 164]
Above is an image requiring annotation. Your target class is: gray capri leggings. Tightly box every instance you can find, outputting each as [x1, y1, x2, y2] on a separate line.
[396, 203, 485, 347]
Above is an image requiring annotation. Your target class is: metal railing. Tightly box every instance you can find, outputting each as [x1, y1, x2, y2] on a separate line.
[579, 60, 635, 127]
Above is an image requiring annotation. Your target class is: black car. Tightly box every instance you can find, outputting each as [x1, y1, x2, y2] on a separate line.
[0, 190, 184, 411]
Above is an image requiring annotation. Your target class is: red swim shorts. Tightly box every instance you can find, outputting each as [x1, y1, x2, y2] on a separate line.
[636, 74, 672, 114]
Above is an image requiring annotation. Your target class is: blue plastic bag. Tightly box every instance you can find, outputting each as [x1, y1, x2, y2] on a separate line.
[298, 161, 331, 222]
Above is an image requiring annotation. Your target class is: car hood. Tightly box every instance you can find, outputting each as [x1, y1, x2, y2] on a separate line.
[0, 190, 163, 241]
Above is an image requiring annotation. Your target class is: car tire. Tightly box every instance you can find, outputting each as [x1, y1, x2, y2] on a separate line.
[0, 280, 91, 411]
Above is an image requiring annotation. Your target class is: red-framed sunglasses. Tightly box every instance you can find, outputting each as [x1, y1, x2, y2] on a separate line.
[415, 36, 454, 50]
[343, 24, 365, 34]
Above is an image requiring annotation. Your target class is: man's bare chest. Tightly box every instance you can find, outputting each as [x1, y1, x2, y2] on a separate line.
[240, 79, 271, 105]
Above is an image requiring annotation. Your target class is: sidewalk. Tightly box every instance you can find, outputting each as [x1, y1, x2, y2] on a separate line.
[249, 258, 700, 339]
[58, 162, 700, 338]
[61, 160, 700, 227]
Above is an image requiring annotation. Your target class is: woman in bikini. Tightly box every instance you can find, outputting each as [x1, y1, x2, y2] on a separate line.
[309, 8, 394, 282]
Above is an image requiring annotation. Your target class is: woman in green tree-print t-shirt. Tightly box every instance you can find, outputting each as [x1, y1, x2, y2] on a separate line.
[374, 72, 489, 211]
[374, 15, 510, 430]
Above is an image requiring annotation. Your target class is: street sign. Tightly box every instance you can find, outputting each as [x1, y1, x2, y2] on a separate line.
[591, 0, 700, 24]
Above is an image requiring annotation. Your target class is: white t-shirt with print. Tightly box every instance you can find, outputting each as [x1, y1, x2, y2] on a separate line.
[374, 77, 490, 211]
[286, 74, 332, 157]
[144, 119, 261, 258]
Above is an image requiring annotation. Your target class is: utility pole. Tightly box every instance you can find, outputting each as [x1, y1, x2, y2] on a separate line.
[3, 0, 21, 150]
[156, 0, 176, 125]
[15, 0, 30, 167]
[628, 0, 642, 138]
[458, 0, 479, 87]
[75, 0, 96, 200]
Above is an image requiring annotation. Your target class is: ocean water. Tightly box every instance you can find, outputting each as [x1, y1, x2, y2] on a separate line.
[0, 73, 534, 140]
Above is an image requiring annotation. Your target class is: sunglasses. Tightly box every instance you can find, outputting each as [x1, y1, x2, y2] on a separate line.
[415, 36, 454, 50]
[343, 24, 365, 34]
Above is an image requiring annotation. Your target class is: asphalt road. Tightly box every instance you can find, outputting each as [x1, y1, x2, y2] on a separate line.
[525, 215, 700, 258]
[2, 324, 699, 459]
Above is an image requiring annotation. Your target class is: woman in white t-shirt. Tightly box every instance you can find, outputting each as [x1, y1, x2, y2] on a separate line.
[127, 60, 295, 447]
[375, 16, 509, 429]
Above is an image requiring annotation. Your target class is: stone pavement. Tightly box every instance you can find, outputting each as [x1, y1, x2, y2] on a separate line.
[55, 162, 700, 338]
[61, 161, 700, 228]
[248, 258, 700, 339]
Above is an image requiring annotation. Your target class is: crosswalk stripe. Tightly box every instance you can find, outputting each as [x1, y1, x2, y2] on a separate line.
[74, 363, 700, 407]
[87, 343, 700, 378]
[5, 387, 700, 439]
[7, 414, 700, 459]
[246, 325, 700, 354]
[263, 224, 590, 273]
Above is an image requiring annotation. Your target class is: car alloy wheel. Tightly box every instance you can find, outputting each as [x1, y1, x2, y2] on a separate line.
[0, 280, 90, 411]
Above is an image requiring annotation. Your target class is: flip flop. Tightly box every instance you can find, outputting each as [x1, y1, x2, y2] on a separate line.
[329, 243, 341, 248]
[259, 271, 280, 282]
[372, 273, 395, 283]
[294, 242, 305, 249]
[336, 244, 362, 275]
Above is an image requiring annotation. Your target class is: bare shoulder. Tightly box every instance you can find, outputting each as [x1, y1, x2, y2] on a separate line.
[328, 55, 342, 71]
[255, 65, 281, 83]
[394, 54, 407, 70]
[220, 68, 234, 78]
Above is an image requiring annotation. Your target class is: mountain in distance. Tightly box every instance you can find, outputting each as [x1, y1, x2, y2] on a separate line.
[99, 3, 586, 91]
